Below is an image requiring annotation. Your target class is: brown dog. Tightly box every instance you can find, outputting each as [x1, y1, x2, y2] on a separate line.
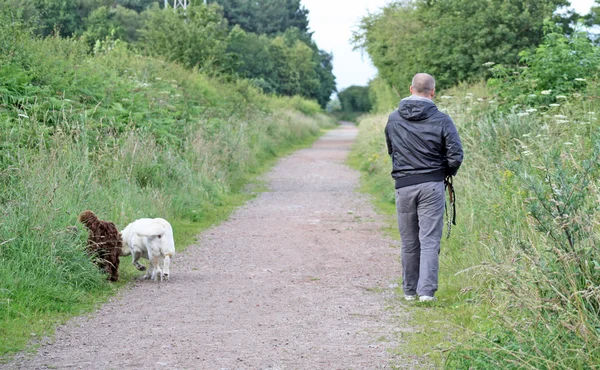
[78, 210, 123, 282]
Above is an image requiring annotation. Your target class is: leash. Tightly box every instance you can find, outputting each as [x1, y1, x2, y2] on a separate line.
[444, 176, 456, 239]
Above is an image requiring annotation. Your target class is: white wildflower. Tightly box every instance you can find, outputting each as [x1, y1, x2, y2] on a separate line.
[18, 113, 29, 118]
[440, 95, 453, 99]
[564, 142, 573, 145]
[526, 108, 537, 113]
[522, 133, 531, 137]
[522, 151, 533, 156]
[489, 100, 497, 103]
[517, 113, 529, 117]
[464, 96, 473, 99]
[556, 120, 569, 124]
[556, 95, 567, 99]
[477, 98, 484, 102]
[549, 103, 561, 107]
[588, 112, 595, 115]
[482, 61, 496, 67]
[466, 93, 473, 96]
[574, 78, 586, 82]
[541, 90, 552, 95]
[528, 94, 537, 98]
[553, 115, 568, 119]
[155, 77, 162, 80]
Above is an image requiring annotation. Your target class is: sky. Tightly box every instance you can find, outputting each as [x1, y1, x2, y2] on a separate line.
[301, 0, 597, 92]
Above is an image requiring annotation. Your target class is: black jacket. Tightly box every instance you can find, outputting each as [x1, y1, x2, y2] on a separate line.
[385, 96, 463, 189]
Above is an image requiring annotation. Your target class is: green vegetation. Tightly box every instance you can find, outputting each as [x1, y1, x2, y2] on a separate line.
[351, 2, 600, 367]
[353, 0, 572, 91]
[2, 0, 336, 107]
[337, 85, 372, 113]
[0, 7, 334, 357]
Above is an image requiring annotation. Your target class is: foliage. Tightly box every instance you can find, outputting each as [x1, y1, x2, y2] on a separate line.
[337, 85, 372, 113]
[138, 3, 232, 72]
[1, 0, 336, 106]
[488, 24, 600, 105]
[368, 76, 399, 113]
[354, 0, 570, 91]
[226, 27, 335, 107]
[208, 0, 309, 36]
[82, 5, 143, 46]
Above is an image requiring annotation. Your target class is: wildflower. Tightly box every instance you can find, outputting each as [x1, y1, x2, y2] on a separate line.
[489, 100, 497, 103]
[517, 113, 529, 117]
[18, 113, 29, 118]
[522, 133, 531, 137]
[573, 93, 582, 98]
[482, 61, 495, 67]
[477, 98, 484, 102]
[541, 90, 552, 95]
[556, 119, 569, 124]
[155, 77, 162, 80]
[549, 103, 560, 107]
[588, 112, 595, 115]
[574, 78, 586, 82]
[556, 95, 567, 99]
[553, 115, 568, 119]
[528, 94, 537, 98]
[564, 142, 573, 145]
[440, 95, 453, 99]
[526, 108, 537, 113]
[464, 96, 473, 99]
[466, 93, 473, 96]
[522, 151, 533, 156]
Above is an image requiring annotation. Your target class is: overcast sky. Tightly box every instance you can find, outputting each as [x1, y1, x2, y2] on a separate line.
[301, 0, 597, 92]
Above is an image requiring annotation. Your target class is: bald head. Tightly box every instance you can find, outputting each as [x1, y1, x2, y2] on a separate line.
[410, 73, 436, 98]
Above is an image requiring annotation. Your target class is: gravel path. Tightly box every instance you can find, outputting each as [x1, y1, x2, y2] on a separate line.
[5, 122, 415, 370]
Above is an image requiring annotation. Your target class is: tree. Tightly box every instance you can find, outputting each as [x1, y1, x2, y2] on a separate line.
[338, 85, 372, 112]
[354, 0, 571, 90]
[208, 0, 309, 36]
[82, 5, 142, 46]
[138, 4, 231, 71]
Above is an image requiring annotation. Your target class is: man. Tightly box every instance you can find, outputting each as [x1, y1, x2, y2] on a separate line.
[385, 73, 463, 302]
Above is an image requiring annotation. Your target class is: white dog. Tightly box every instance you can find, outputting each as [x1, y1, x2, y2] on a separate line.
[120, 218, 175, 281]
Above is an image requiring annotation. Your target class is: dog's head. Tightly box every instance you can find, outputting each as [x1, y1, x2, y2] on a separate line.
[78, 210, 98, 228]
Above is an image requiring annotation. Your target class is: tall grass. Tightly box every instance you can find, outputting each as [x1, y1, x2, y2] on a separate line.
[0, 13, 334, 356]
[349, 84, 600, 368]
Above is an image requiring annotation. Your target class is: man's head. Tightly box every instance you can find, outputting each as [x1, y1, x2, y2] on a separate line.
[409, 73, 435, 99]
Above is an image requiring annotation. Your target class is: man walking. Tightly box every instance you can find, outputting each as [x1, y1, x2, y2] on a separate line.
[385, 73, 463, 302]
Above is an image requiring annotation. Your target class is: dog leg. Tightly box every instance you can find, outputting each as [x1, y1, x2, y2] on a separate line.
[162, 254, 172, 281]
[132, 250, 146, 271]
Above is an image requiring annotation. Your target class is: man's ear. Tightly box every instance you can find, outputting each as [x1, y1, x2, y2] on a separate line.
[430, 88, 436, 99]
[409, 85, 414, 95]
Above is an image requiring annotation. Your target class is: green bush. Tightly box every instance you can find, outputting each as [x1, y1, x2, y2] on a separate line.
[488, 23, 600, 105]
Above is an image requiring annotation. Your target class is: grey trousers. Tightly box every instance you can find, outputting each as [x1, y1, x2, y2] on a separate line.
[395, 181, 445, 297]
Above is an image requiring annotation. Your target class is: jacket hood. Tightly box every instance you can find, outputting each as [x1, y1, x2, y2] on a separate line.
[398, 96, 438, 121]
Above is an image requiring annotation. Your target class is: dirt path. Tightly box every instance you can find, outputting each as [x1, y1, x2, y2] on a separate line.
[6, 122, 416, 369]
